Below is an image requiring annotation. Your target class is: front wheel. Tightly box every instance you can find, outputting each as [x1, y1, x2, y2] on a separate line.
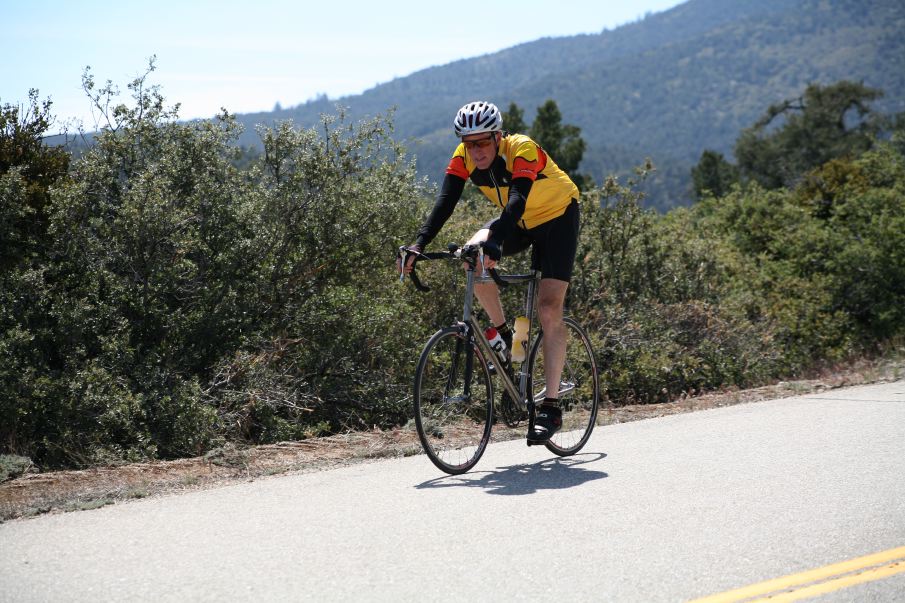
[527, 317, 599, 456]
[414, 327, 494, 474]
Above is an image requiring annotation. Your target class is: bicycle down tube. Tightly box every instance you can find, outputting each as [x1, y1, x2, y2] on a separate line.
[464, 264, 537, 411]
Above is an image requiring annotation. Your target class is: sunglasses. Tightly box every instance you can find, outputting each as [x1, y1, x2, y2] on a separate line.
[462, 135, 496, 150]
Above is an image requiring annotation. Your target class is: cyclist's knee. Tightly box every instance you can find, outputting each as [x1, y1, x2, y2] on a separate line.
[538, 280, 567, 327]
[537, 298, 564, 329]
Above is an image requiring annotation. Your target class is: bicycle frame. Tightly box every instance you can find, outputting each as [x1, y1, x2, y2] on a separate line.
[407, 243, 601, 473]
[459, 258, 539, 413]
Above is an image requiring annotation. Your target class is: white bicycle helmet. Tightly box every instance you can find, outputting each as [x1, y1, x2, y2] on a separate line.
[453, 101, 503, 137]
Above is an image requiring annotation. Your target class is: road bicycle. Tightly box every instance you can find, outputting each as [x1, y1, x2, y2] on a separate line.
[400, 243, 599, 474]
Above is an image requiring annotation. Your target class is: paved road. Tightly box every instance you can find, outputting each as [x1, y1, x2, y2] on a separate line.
[2, 381, 904, 602]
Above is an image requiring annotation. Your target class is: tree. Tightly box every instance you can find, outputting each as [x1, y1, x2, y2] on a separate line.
[0, 90, 70, 268]
[530, 100, 586, 175]
[735, 81, 886, 189]
[1, 91, 72, 464]
[506, 99, 591, 190]
[501, 102, 527, 134]
[691, 150, 738, 199]
[891, 111, 905, 159]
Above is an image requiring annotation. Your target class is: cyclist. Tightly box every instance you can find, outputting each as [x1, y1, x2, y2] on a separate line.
[399, 101, 580, 442]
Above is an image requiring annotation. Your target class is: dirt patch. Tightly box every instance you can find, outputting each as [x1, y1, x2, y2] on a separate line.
[2, 355, 902, 523]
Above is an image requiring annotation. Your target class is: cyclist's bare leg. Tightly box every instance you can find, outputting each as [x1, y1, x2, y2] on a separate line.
[466, 228, 506, 327]
[474, 281, 506, 326]
[538, 278, 568, 400]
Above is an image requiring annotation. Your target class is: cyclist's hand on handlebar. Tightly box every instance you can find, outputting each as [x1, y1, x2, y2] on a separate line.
[480, 239, 502, 269]
[396, 244, 422, 275]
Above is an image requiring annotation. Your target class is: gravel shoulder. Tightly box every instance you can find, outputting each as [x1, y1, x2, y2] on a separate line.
[2, 354, 902, 523]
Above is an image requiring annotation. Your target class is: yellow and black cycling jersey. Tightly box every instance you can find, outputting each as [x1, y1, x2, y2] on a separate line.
[414, 132, 579, 250]
[446, 133, 579, 230]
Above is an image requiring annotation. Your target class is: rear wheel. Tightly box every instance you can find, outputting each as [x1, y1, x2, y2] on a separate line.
[527, 317, 599, 456]
[414, 327, 494, 474]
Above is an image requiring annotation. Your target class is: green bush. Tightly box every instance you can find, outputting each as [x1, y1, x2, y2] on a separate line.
[2, 67, 430, 467]
[3, 69, 904, 470]
[570, 148, 905, 402]
[0, 454, 34, 482]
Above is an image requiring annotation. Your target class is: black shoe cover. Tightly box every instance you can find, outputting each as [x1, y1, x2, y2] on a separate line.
[528, 404, 562, 442]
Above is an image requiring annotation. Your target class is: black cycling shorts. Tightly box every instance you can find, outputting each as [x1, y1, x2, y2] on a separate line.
[486, 199, 580, 282]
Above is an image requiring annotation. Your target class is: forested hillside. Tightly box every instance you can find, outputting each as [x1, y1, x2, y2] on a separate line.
[234, 0, 905, 210]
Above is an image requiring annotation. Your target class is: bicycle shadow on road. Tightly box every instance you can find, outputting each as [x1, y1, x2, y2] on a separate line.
[415, 453, 607, 496]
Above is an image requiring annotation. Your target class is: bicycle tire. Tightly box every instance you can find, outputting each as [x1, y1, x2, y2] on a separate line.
[527, 317, 599, 456]
[413, 327, 494, 474]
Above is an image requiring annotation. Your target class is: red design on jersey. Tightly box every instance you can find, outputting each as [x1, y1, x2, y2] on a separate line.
[512, 156, 539, 181]
[446, 154, 469, 180]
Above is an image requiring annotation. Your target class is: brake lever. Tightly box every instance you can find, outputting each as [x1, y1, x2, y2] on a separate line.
[398, 246, 433, 292]
[398, 246, 427, 283]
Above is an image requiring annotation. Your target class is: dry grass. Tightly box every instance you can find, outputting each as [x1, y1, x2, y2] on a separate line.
[2, 354, 902, 523]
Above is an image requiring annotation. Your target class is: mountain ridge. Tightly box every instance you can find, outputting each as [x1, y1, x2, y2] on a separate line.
[235, 0, 904, 209]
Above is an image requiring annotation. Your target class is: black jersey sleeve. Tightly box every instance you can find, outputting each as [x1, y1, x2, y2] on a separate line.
[488, 177, 533, 243]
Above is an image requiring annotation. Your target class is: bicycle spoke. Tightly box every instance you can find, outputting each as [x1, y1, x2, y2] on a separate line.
[414, 329, 493, 474]
[528, 317, 599, 456]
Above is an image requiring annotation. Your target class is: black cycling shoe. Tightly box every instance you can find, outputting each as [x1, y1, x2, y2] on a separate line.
[528, 403, 562, 442]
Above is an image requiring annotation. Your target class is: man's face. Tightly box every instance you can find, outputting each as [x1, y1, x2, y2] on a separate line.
[462, 132, 499, 170]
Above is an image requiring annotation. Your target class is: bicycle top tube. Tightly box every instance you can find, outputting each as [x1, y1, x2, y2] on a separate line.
[474, 272, 537, 285]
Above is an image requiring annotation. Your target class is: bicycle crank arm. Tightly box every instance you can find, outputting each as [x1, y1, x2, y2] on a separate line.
[532, 381, 576, 402]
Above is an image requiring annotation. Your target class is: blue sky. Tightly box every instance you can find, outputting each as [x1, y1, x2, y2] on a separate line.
[3, 0, 684, 131]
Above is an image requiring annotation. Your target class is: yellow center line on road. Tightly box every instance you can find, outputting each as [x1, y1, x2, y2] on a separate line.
[688, 545, 905, 603]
